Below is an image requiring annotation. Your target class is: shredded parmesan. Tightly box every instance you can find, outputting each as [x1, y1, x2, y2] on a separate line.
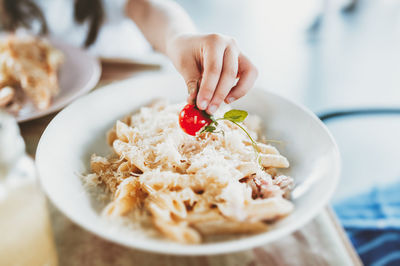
[84, 100, 294, 243]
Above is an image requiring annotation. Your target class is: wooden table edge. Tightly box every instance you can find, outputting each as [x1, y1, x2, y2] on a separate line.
[326, 206, 363, 265]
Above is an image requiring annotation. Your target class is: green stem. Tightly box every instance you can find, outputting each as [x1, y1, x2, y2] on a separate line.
[264, 139, 284, 144]
[217, 118, 260, 159]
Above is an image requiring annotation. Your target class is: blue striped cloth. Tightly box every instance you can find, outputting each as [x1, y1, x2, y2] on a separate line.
[334, 182, 400, 266]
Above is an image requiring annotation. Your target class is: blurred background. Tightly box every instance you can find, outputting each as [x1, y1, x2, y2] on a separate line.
[39, 0, 400, 109]
[40, 0, 400, 111]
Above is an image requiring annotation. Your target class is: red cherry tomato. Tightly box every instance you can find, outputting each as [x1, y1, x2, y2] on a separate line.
[179, 104, 212, 136]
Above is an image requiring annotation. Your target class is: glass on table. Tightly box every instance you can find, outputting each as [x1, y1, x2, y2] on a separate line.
[0, 111, 58, 266]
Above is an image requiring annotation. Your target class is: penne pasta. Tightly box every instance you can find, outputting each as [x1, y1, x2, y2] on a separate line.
[186, 209, 225, 224]
[104, 177, 139, 216]
[259, 154, 290, 168]
[84, 100, 294, 243]
[154, 219, 201, 244]
[257, 143, 280, 155]
[245, 198, 294, 222]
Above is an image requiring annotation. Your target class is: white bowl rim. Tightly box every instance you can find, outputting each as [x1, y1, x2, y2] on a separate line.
[36, 75, 341, 255]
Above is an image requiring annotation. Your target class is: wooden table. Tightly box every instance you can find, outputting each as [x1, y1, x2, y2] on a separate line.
[19, 61, 362, 266]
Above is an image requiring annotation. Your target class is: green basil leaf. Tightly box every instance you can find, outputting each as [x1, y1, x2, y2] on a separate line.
[223, 109, 248, 122]
[204, 125, 216, 132]
[200, 124, 216, 134]
[209, 116, 218, 126]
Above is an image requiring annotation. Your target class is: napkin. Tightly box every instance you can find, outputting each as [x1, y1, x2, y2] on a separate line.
[334, 181, 400, 266]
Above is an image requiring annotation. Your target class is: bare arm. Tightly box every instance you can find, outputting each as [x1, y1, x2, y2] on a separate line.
[125, 0, 194, 54]
[125, 0, 257, 114]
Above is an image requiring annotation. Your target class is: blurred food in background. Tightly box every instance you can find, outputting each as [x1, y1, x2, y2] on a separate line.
[0, 35, 64, 112]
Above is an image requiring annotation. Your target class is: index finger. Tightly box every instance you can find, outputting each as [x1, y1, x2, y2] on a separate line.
[196, 45, 225, 110]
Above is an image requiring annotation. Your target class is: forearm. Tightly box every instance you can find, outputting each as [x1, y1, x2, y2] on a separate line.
[125, 0, 196, 54]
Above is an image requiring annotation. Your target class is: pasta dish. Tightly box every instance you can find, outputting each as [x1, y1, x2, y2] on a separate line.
[0, 36, 64, 111]
[84, 100, 294, 243]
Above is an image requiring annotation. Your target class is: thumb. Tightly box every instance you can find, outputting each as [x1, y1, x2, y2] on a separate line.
[179, 64, 202, 104]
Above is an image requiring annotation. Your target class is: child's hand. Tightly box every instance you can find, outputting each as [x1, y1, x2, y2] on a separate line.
[166, 33, 258, 114]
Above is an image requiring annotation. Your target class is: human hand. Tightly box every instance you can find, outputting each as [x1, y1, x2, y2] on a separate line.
[166, 33, 258, 114]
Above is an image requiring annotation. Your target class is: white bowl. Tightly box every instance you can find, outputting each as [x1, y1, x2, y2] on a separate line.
[36, 73, 340, 255]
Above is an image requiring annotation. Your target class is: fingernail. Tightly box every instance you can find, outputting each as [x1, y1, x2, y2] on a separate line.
[208, 105, 217, 114]
[226, 97, 235, 103]
[198, 100, 208, 110]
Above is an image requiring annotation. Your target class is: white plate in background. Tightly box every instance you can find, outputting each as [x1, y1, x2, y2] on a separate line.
[36, 73, 340, 255]
[3, 38, 101, 122]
